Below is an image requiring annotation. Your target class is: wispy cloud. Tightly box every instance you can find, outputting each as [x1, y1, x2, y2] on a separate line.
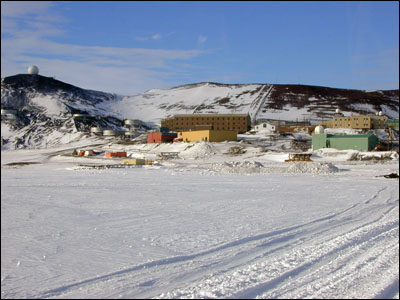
[135, 33, 162, 41]
[348, 48, 399, 90]
[1, 34, 206, 94]
[152, 33, 161, 40]
[1, 3, 208, 95]
[197, 35, 207, 45]
[1, 1, 55, 18]
[351, 49, 399, 76]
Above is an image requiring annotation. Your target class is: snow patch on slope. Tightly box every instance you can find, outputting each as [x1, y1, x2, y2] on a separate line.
[30, 95, 67, 116]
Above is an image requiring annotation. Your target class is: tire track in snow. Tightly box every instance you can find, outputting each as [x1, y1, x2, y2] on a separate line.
[35, 205, 366, 298]
[246, 216, 398, 298]
[258, 221, 399, 299]
[155, 185, 398, 299]
[35, 184, 398, 299]
[160, 209, 398, 299]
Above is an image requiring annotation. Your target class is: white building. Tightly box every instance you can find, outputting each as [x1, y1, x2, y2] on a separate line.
[254, 122, 277, 133]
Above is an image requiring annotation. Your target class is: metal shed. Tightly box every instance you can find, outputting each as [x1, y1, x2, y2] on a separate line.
[312, 133, 380, 151]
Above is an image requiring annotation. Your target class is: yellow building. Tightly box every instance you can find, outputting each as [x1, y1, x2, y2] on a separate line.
[322, 115, 388, 129]
[161, 114, 250, 133]
[177, 130, 237, 142]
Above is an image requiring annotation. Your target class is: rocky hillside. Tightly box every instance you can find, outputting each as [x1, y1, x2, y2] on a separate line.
[265, 84, 399, 120]
[1, 74, 127, 149]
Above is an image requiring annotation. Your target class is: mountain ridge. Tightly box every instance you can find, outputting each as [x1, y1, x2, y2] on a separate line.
[1, 74, 399, 149]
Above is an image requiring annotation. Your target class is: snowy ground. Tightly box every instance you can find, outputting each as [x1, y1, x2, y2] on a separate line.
[1, 140, 399, 299]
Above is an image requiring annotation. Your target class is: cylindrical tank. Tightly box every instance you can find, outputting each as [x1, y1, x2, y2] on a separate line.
[72, 113, 89, 118]
[124, 119, 135, 126]
[1, 109, 17, 115]
[90, 127, 102, 133]
[102, 130, 117, 136]
[125, 119, 143, 127]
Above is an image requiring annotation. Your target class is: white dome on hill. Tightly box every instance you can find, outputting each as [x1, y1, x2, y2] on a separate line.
[28, 65, 39, 75]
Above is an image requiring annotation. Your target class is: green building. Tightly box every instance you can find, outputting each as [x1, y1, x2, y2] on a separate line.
[387, 119, 399, 131]
[312, 133, 380, 151]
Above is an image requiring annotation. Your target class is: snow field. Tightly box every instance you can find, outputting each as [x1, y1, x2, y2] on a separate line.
[1, 150, 399, 299]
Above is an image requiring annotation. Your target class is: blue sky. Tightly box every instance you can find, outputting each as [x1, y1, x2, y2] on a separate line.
[1, 1, 398, 95]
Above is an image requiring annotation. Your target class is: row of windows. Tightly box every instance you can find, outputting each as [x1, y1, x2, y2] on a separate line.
[175, 122, 246, 125]
[175, 125, 245, 129]
[334, 117, 370, 121]
[335, 119, 369, 124]
[334, 123, 367, 127]
[162, 121, 247, 125]
[174, 117, 247, 121]
[335, 121, 368, 124]
[176, 127, 239, 131]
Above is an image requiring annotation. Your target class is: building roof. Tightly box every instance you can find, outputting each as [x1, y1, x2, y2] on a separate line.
[165, 113, 249, 118]
[327, 133, 377, 139]
[179, 129, 237, 133]
[148, 131, 177, 136]
[332, 115, 388, 119]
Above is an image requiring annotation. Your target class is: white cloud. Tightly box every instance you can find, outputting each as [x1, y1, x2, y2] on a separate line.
[1, 1, 66, 40]
[1, 4, 208, 94]
[197, 35, 207, 45]
[1, 1, 55, 17]
[152, 33, 161, 40]
[135, 33, 162, 41]
[2, 36, 204, 67]
[1, 34, 207, 94]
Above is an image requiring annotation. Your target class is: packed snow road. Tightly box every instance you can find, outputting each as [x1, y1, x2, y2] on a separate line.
[1, 151, 399, 299]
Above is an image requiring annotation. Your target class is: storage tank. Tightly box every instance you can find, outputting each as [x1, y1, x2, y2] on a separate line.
[124, 119, 135, 126]
[73, 113, 90, 118]
[1, 109, 17, 115]
[1, 109, 18, 120]
[125, 119, 142, 128]
[90, 127, 103, 134]
[103, 129, 117, 136]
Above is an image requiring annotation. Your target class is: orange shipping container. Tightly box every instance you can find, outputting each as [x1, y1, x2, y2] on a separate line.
[105, 151, 127, 158]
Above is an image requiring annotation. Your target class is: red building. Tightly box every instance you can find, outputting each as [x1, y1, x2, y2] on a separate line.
[147, 132, 177, 144]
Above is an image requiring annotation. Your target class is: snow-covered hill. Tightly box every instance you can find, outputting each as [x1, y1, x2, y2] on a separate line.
[107, 82, 399, 124]
[1, 74, 126, 149]
[1, 74, 399, 149]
